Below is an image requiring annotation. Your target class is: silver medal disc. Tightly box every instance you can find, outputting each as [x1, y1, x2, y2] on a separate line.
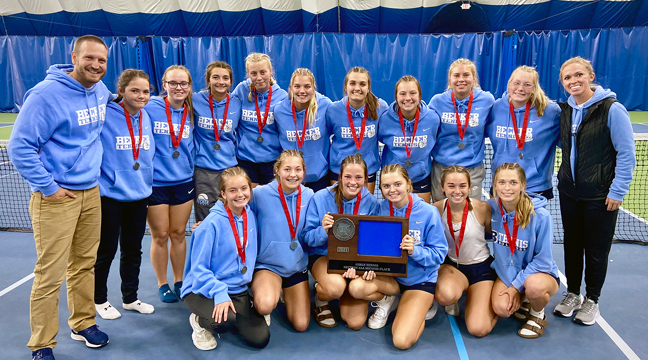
[458, 142, 465, 150]
[133, 162, 140, 170]
[405, 160, 412, 167]
[257, 136, 264, 143]
[173, 150, 180, 158]
[241, 266, 248, 274]
[290, 242, 298, 250]
[214, 143, 220, 151]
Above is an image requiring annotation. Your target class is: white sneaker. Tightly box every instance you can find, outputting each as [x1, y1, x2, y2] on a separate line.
[189, 313, 217, 350]
[95, 301, 121, 320]
[123, 300, 155, 314]
[368, 295, 399, 329]
[445, 303, 460, 317]
[425, 300, 439, 320]
[264, 314, 271, 326]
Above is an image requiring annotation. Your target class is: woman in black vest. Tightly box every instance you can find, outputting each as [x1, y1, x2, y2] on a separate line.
[553, 57, 635, 326]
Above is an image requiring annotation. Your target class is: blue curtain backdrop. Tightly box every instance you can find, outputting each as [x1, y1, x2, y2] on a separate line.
[2, 28, 647, 112]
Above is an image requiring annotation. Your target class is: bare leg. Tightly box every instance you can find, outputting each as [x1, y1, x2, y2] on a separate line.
[339, 289, 368, 331]
[310, 256, 346, 301]
[524, 273, 559, 312]
[465, 280, 497, 337]
[491, 278, 521, 318]
[392, 290, 435, 350]
[435, 264, 469, 306]
[250, 270, 282, 315]
[168, 201, 192, 284]
[283, 280, 311, 332]
[347, 275, 400, 301]
[148, 204, 170, 287]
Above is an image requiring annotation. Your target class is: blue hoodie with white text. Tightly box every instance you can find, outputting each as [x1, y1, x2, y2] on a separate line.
[9, 64, 112, 196]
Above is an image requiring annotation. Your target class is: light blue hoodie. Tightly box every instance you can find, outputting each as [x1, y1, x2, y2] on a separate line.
[487, 93, 561, 193]
[566, 87, 636, 201]
[377, 194, 448, 285]
[274, 93, 333, 183]
[99, 101, 155, 201]
[326, 97, 389, 175]
[378, 101, 441, 183]
[428, 88, 495, 168]
[144, 96, 195, 186]
[301, 185, 379, 256]
[232, 79, 289, 163]
[488, 193, 559, 291]
[192, 90, 242, 171]
[181, 201, 258, 305]
[250, 180, 314, 277]
[9, 64, 112, 196]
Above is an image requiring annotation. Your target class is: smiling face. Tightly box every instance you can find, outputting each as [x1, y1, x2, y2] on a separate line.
[442, 172, 470, 206]
[163, 69, 191, 107]
[119, 77, 150, 114]
[494, 169, 524, 209]
[277, 156, 304, 194]
[561, 63, 595, 104]
[396, 81, 420, 117]
[70, 41, 108, 88]
[340, 164, 366, 200]
[291, 75, 315, 109]
[247, 60, 272, 94]
[380, 172, 410, 208]
[221, 175, 251, 215]
[449, 65, 475, 100]
[209, 67, 232, 98]
[508, 71, 535, 108]
[345, 72, 370, 106]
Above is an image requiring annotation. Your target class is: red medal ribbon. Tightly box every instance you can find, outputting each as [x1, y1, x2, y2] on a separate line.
[446, 199, 470, 257]
[278, 183, 301, 240]
[291, 102, 309, 150]
[209, 93, 230, 142]
[509, 101, 531, 151]
[164, 97, 189, 149]
[498, 198, 518, 256]
[389, 194, 413, 218]
[339, 192, 362, 215]
[398, 107, 420, 159]
[254, 87, 273, 135]
[120, 103, 143, 161]
[346, 101, 368, 150]
[451, 92, 474, 141]
[225, 204, 248, 264]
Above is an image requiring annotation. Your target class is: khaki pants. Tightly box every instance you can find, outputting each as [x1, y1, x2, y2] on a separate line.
[27, 186, 101, 351]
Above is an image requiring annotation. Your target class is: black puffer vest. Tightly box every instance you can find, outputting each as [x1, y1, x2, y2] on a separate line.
[558, 97, 617, 200]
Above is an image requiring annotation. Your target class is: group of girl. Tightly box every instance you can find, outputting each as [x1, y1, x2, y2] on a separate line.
[94, 52, 634, 350]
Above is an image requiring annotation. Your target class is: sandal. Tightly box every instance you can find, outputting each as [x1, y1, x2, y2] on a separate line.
[518, 314, 549, 339]
[314, 304, 337, 328]
[514, 300, 530, 322]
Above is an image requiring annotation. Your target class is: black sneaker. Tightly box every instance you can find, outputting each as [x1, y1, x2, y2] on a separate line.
[71, 325, 109, 348]
[32, 348, 55, 360]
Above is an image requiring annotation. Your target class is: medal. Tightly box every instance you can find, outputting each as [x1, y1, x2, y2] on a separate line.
[254, 87, 273, 142]
[173, 151, 180, 158]
[498, 198, 519, 256]
[446, 199, 469, 257]
[346, 101, 368, 150]
[209, 93, 230, 148]
[120, 103, 143, 168]
[339, 192, 362, 215]
[241, 266, 248, 274]
[165, 97, 188, 159]
[290, 242, 298, 250]
[389, 195, 413, 218]
[225, 204, 248, 271]
[292, 101, 309, 152]
[451, 92, 473, 149]
[519, 152, 523, 160]
[509, 101, 531, 157]
[405, 160, 412, 167]
[278, 183, 301, 241]
[398, 107, 420, 168]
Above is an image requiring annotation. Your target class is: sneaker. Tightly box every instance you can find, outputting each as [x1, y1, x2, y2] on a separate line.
[174, 281, 183, 301]
[189, 313, 217, 350]
[159, 284, 179, 303]
[553, 292, 583, 317]
[123, 300, 155, 314]
[445, 303, 460, 317]
[32, 348, 55, 360]
[71, 325, 109, 348]
[95, 301, 121, 320]
[425, 300, 439, 320]
[574, 298, 600, 326]
[368, 295, 399, 329]
[264, 314, 271, 326]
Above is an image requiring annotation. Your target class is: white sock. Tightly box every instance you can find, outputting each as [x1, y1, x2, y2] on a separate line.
[529, 307, 544, 319]
[315, 295, 328, 308]
[519, 307, 545, 337]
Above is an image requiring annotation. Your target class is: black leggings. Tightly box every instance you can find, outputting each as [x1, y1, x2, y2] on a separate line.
[560, 193, 619, 302]
[94, 197, 148, 304]
[184, 291, 270, 349]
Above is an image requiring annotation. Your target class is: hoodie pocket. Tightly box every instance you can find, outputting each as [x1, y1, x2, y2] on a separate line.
[257, 240, 305, 272]
[62, 143, 100, 184]
[304, 152, 328, 182]
[112, 167, 153, 200]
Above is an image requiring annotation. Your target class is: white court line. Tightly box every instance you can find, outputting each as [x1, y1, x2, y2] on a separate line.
[0, 171, 18, 179]
[619, 206, 648, 226]
[0, 273, 34, 298]
[557, 271, 640, 360]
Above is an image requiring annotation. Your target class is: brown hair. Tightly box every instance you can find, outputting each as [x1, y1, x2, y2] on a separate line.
[203, 61, 233, 92]
[492, 163, 534, 229]
[218, 166, 253, 206]
[343, 67, 381, 120]
[245, 53, 276, 101]
[333, 153, 368, 212]
[380, 164, 414, 194]
[394, 75, 422, 106]
[289, 68, 318, 127]
[440, 165, 474, 211]
[559, 56, 595, 82]
[508, 66, 550, 117]
[273, 150, 307, 182]
[114, 69, 150, 103]
[161, 65, 195, 123]
[73, 35, 108, 52]
[446, 58, 480, 91]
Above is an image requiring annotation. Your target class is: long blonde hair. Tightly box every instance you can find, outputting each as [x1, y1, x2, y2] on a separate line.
[508, 66, 550, 117]
[289, 68, 318, 127]
[446, 58, 480, 91]
[245, 53, 276, 101]
[440, 165, 474, 211]
[333, 154, 368, 212]
[161, 65, 194, 122]
[492, 163, 534, 229]
[380, 164, 414, 194]
[273, 150, 306, 182]
[218, 167, 253, 206]
[343, 67, 381, 120]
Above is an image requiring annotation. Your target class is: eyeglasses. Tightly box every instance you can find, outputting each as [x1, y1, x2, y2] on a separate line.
[511, 81, 534, 89]
[165, 81, 191, 89]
